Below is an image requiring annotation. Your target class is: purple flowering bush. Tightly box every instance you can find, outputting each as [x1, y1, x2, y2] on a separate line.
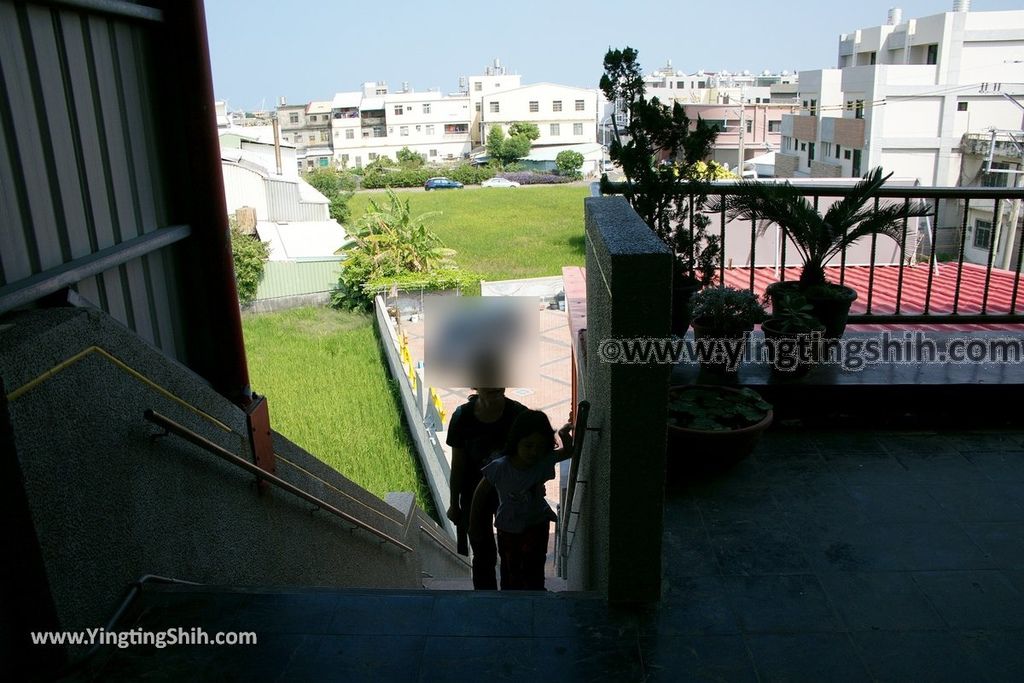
[497, 172, 573, 185]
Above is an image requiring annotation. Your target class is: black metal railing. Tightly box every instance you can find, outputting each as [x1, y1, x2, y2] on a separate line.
[608, 181, 1024, 325]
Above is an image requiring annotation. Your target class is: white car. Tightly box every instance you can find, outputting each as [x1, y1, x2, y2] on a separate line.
[481, 177, 521, 188]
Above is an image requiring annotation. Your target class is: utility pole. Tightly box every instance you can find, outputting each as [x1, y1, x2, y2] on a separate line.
[998, 93, 1024, 270]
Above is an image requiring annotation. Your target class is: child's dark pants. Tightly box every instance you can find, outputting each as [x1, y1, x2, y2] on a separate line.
[496, 521, 550, 590]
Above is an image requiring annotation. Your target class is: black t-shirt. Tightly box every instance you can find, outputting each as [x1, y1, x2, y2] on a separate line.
[446, 395, 528, 500]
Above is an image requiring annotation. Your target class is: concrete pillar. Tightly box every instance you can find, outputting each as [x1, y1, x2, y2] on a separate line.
[581, 196, 673, 603]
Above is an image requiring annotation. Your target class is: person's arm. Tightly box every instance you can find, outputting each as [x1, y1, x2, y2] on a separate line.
[553, 422, 574, 462]
[446, 447, 466, 524]
[468, 477, 494, 538]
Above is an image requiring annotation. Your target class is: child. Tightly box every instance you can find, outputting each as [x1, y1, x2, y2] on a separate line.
[471, 410, 573, 591]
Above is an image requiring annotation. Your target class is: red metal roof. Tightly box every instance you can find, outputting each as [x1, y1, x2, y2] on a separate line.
[721, 263, 1024, 332]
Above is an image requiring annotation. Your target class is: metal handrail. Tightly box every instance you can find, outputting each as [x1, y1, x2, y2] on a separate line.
[558, 400, 590, 575]
[144, 410, 413, 553]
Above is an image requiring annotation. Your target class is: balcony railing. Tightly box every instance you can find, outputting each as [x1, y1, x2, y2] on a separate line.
[610, 181, 1024, 326]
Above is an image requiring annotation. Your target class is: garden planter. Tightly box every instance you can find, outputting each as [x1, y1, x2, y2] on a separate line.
[804, 285, 857, 339]
[760, 318, 825, 376]
[766, 281, 802, 313]
[690, 318, 753, 374]
[666, 385, 773, 477]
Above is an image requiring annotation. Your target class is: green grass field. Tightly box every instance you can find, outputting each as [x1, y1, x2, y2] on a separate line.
[242, 307, 433, 514]
[348, 184, 589, 283]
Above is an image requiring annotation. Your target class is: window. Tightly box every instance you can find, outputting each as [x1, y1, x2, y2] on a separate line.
[846, 100, 854, 111]
[425, 124, 435, 135]
[341, 154, 349, 165]
[345, 129, 354, 139]
[809, 99, 817, 116]
[745, 120, 752, 134]
[369, 153, 378, 161]
[800, 142, 806, 151]
[429, 149, 437, 157]
[444, 123, 468, 135]
[475, 103, 481, 112]
[844, 149, 852, 160]
[319, 157, 329, 167]
[958, 101, 969, 112]
[400, 126, 409, 136]
[974, 219, 993, 250]
[575, 99, 585, 111]
[802, 100, 808, 109]
[836, 144, 841, 159]
[822, 142, 832, 158]
[355, 156, 362, 167]
[553, 100, 562, 112]
[289, 113, 299, 124]
[321, 130, 330, 142]
[474, 82, 482, 91]
[782, 136, 792, 150]
[415, 125, 421, 132]
[295, 134, 303, 142]
[394, 105, 403, 115]
[573, 122, 583, 136]
[808, 142, 815, 167]
[423, 103, 431, 114]
[927, 44, 938, 65]
[677, 81, 685, 88]
[550, 123, 560, 136]
[855, 100, 864, 119]
[702, 120, 726, 132]
[373, 126, 385, 138]
[489, 102, 500, 113]
[983, 162, 1011, 188]
[768, 120, 781, 133]
[869, 51, 877, 65]
[529, 101, 539, 113]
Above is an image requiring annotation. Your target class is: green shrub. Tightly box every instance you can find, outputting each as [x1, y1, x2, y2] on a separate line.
[361, 167, 433, 189]
[555, 150, 584, 180]
[448, 164, 495, 185]
[230, 221, 270, 305]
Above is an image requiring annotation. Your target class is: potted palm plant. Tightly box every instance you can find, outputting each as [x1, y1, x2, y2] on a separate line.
[711, 168, 930, 338]
[760, 291, 825, 376]
[689, 286, 766, 373]
[600, 47, 725, 336]
[666, 385, 773, 477]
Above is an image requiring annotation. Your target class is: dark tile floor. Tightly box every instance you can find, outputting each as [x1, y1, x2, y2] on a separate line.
[66, 427, 1024, 682]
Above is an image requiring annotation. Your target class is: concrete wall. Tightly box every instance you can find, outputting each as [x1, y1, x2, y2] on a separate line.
[567, 197, 672, 603]
[775, 153, 800, 178]
[0, 307, 466, 640]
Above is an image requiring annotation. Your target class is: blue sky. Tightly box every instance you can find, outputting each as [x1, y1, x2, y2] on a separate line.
[205, 0, 1022, 111]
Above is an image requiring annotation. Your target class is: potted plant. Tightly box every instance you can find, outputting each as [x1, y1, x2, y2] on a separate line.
[760, 291, 825, 376]
[666, 385, 773, 477]
[689, 286, 767, 373]
[600, 47, 725, 336]
[711, 168, 931, 338]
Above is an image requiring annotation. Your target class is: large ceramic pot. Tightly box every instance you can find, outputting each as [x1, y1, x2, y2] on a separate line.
[666, 385, 773, 477]
[804, 284, 858, 339]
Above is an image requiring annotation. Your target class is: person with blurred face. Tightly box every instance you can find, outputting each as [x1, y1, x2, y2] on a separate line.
[445, 388, 527, 589]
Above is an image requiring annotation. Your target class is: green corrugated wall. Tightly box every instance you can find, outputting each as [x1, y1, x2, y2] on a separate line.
[254, 259, 343, 301]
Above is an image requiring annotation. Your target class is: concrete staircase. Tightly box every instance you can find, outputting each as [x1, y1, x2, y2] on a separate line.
[63, 583, 637, 682]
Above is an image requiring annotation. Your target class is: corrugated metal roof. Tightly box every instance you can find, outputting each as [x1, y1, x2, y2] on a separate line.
[721, 263, 1024, 332]
[256, 220, 350, 261]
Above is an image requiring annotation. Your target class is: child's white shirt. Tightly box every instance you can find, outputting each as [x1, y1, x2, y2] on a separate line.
[481, 451, 558, 533]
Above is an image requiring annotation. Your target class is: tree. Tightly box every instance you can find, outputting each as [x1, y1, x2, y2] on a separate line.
[555, 150, 584, 180]
[396, 146, 426, 167]
[303, 167, 354, 224]
[329, 194, 351, 224]
[229, 217, 270, 306]
[304, 168, 342, 197]
[334, 190, 457, 310]
[486, 122, 538, 167]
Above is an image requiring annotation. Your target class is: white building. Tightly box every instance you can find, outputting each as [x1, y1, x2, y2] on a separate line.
[480, 83, 600, 148]
[777, 3, 1024, 267]
[777, 4, 1024, 184]
[330, 82, 473, 168]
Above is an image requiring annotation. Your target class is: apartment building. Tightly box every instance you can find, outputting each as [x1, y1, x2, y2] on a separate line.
[776, 4, 1024, 185]
[480, 83, 599, 147]
[330, 82, 473, 168]
[277, 100, 334, 172]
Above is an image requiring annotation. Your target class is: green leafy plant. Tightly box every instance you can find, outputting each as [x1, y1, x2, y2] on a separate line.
[486, 122, 539, 167]
[333, 189, 459, 310]
[304, 167, 354, 223]
[690, 286, 766, 329]
[229, 218, 270, 306]
[600, 47, 723, 287]
[712, 167, 931, 288]
[396, 146, 426, 167]
[555, 150, 584, 180]
[764, 291, 822, 333]
[667, 386, 772, 431]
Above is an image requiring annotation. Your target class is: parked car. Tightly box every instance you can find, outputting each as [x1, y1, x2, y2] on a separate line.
[481, 177, 521, 189]
[424, 177, 464, 191]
